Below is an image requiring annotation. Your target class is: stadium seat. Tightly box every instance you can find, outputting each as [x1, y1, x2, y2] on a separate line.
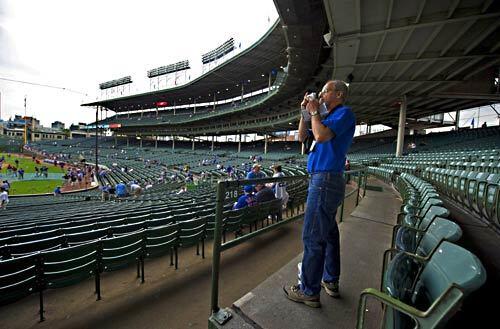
[40, 241, 101, 321]
[144, 223, 179, 270]
[357, 242, 487, 329]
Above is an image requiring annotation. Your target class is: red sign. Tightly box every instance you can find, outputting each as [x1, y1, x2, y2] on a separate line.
[156, 101, 168, 107]
[109, 123, 122, 129]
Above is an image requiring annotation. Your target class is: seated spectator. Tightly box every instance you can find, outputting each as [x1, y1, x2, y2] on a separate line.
[246, 163, 265, 180]
[53, 186, 62, 196]
[255, 183, 276, 203]
[233, 185, 257, 210]
[177, 186, 187, 194]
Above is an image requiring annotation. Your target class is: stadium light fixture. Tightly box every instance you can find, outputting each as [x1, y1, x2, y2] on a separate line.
[99, 76, 132, 90]
[147, 60, 190, 78]
[201, 38, 235, 65]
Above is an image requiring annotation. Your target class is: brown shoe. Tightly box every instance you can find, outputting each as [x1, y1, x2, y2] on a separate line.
[283, 284, 321, 308]
[321, 280, 340, 298]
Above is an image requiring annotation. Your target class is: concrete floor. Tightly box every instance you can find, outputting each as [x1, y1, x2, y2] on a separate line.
[223, 178, 401, 329]
[0, 184, 360, 329]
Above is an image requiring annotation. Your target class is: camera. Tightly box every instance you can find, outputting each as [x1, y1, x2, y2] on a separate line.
[306, 92, 318, 101]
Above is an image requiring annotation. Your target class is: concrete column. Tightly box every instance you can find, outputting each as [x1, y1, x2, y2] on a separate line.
[192, 137, 195, 151]
[155, 136, 158, 149]
[396, 95, 407, 157]
[264, 134, 268, 154]
[213, 94, 216, 110]
[455, 110, 460, 130]
[367, 124, 372, 134]
[211, 136, 214, 152]
[173, 101, 176, 115]
[140, 138, 143, 148]
[238, 134, 241, 153]
[172, 136, 175, 152]
[268, 72, 272, 94]
[241, 84, 244, 102]
[127, 137, 129, 147]
[141, 108, 143, 118]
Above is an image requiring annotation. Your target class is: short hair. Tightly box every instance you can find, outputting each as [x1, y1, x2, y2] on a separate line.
[329, 80, 349, 101]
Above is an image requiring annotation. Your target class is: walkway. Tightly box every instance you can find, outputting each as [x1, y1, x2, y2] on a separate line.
[218, 178, 401, 329]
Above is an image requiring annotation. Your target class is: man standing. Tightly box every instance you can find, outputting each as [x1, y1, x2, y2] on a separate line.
[284, 80, 355, 307]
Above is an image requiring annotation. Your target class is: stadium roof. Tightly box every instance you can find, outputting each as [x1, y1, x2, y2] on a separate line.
[82, 20, 287, 112]
[325, 0, 500, 125]
[83, 0, 500, 136]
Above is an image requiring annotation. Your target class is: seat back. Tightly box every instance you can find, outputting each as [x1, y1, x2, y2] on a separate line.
[0, 254, 38, 305]
[416, 218, 462, 256]
[42, 241, 99, 289]
[412, 242, 486, 310]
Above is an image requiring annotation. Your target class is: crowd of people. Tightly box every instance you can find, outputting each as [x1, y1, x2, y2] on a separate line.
[232, 164, 288, 210]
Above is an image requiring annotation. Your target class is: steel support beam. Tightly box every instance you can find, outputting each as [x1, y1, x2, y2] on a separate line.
[396, 95, 407, 157]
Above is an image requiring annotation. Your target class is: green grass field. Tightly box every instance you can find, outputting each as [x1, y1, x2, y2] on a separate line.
[0, 153, 64, 174]
[9, 179, 63, 195]
[0, 153, 66, 195]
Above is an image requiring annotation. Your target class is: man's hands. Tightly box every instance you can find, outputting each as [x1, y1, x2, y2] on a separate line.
[300, 92, 321, 114]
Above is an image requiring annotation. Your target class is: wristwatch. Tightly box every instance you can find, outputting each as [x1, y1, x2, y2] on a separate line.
[310, 110, 319, 117]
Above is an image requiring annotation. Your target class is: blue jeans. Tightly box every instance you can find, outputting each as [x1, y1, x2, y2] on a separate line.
[300, 172, 345, 296]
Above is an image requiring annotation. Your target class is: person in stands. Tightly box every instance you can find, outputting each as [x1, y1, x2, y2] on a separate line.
[116, 182, 127, 198]
[233, 185, 257, 210]
[255, 183, 276, 203]
[284, 80, 355, 307]
[0, 187, 9, 209]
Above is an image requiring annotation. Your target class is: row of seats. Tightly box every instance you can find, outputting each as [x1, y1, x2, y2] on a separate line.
[0, 198, 287, 322]
[357, 171, 486, 328]
[422, 168, 500, 227]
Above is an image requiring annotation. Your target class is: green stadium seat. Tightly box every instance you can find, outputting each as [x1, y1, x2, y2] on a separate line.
[178, 217, 207, 264]
[144, 223, 179, 270]
[0, 254, 39, 309]
[357, 242, 487, 329]
[101, 231, 145, 283]
[40, 241, 101, 321]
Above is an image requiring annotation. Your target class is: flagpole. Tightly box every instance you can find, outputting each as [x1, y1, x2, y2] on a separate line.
[24, 96, 27, 145]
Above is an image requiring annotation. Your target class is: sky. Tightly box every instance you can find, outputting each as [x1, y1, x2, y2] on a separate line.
[0, 0, 278, 127]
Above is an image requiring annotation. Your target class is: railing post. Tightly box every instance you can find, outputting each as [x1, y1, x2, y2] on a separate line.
[209, 180, 232, 325]
[356, 172, 362, 206]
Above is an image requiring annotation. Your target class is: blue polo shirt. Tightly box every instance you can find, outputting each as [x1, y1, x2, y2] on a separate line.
[307, 105, 355, 173]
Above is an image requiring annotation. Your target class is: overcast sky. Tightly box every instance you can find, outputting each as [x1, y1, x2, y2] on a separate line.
[0, 0, 278, 127]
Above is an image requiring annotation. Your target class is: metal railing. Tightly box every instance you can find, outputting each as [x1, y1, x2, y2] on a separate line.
[208, 169, 367, 327]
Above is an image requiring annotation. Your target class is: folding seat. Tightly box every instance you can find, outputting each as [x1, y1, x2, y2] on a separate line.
[465, 172, 489, 210]
[7, 236, 66, 258]
[66, 228, 109, 246]
[39, 241, 100, 321]
[393, 217, 462, 257]
[399, 204, 449, 228]
[356, 242, 487, 329]
[144, 223, 179, 270]
[450, 170, 464, 201]
[221, 209, 244, 243]
[0, 254, 39, 309]
[110, 222, 145, 236]
[97, 218, 126, 229]
[457, 171, 478, 204]
[126, 213, 150, 224]
[101, 231, 145, 281]
[480, 175, 500, 221]
[178, 216, 207, 263]
[15, 229, 62, 244]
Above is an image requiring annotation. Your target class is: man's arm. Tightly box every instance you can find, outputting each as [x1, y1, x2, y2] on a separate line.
[297, 116, 309, 143]
[310, 114, 335, 142]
